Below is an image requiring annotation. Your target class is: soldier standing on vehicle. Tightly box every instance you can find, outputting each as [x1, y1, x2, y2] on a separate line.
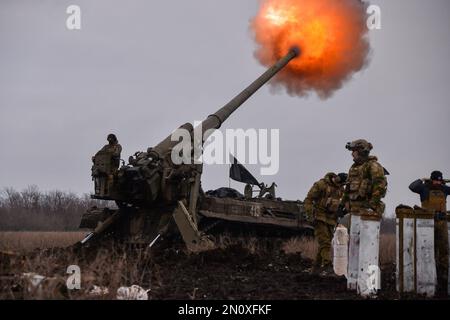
[98, 133, 122, 170]
[409, 170, 450, 296]
[90, 134, 123, 197]
[304, 172, 348, 275]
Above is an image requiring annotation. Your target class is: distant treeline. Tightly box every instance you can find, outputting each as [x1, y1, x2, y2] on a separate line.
[0, 186, 109, 231]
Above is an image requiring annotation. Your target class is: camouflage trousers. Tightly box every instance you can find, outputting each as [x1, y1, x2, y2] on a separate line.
[314, 221, 335, 267]
[435, 220, 449, 293]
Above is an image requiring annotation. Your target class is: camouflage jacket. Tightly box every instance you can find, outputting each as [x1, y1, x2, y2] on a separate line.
[100, 143, 122, 169]
[100, 143, 122, 158]
[304, 173, 344, 225]
[343, 155, 387, 214]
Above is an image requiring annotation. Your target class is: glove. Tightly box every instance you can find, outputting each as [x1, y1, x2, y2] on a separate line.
[435, 212, 447, 221]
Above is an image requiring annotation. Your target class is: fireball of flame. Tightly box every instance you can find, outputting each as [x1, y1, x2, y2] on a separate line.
[251, 0, 370, 98]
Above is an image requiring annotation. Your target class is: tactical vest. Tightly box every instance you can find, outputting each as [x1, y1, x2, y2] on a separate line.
[347, 158, 385, 203]
[100, 143, 122, 169]
[422, 186, 447, 212]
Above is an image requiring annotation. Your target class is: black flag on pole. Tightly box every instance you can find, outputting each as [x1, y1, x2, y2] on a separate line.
[229, 155, 260, 186]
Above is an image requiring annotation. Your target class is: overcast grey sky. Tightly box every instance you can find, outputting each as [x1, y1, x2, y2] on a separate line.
[1, 0, 449, 217]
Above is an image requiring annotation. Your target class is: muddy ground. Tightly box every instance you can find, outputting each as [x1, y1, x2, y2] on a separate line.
[0, 236, 418, 300]
[151, 244, 356, 300]
[148, 243, 403, 300]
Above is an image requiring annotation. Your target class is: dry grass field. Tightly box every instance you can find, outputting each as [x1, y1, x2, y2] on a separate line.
[0, 231, 396, 263]
[0, 232, 87, 252]
[0, 231, 397, 300]
[281, 234, 395, 264]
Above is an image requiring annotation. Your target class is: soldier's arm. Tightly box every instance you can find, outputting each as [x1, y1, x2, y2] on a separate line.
[94, 145, 108, 159]
[369, 162, 387, 206]
[304, 182, 323, 213]
[408, 179, 424, 194]
[444, 185, 450, 197]
[340, 179, 350, 210]
[112, 145, 122, 158]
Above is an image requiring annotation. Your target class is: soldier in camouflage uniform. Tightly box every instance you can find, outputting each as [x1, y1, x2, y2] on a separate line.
[99, 133, 122, 170]
[341, 139, 387, 291]
[90, 134, 123, 196]
[305, 172, 348, 274]
[409, 170, 450, 295]
[342, 139, 387, 217]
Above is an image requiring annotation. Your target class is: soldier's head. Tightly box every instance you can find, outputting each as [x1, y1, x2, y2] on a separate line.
[346, 139, 373, 162]
[107, 133, 118, 144]
[430, 170, 443, 185]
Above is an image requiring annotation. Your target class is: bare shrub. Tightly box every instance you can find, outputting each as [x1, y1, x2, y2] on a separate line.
[0, 186, 111, 231]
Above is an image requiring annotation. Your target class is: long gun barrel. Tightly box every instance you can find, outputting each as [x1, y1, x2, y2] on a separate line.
[150, 47, 300, 159]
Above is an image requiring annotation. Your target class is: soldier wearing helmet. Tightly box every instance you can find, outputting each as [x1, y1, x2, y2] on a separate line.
[98, 134, 122, 170]
[91, 134, 123, 197]
[341, 139, 387, 292]
[304, 172, 348, 275]
[342, 139, 388, 216]
[409, 170, 450, 295]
